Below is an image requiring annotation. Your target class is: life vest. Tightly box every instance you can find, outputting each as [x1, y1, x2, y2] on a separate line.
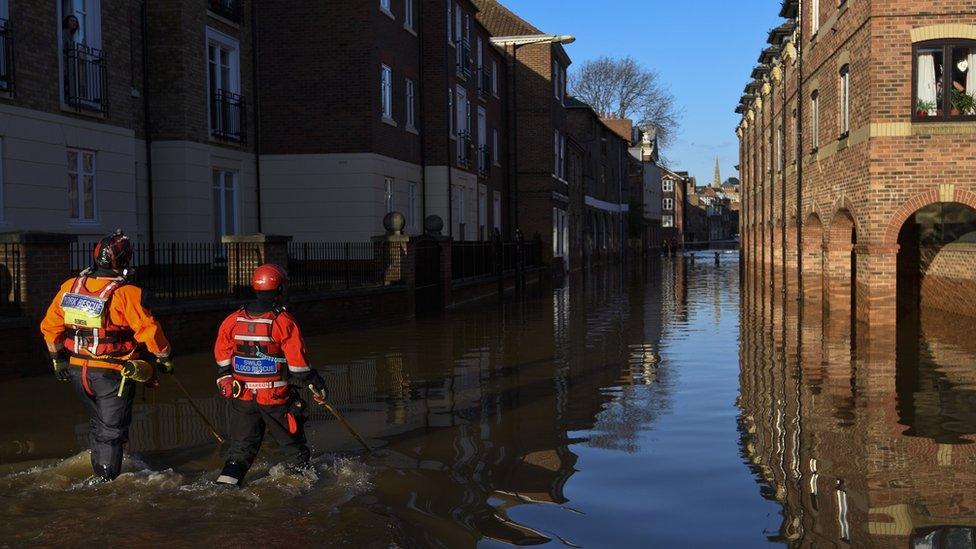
[229, 307, 291, 404]
[61, 276, 136, 365]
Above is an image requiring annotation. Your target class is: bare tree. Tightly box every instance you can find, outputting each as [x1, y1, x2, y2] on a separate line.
[569, 56, 681, 148]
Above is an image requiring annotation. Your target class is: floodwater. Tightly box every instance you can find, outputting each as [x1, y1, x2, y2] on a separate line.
[0, 254, 971, 547]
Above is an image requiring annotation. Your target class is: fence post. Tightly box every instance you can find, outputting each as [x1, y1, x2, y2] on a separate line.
[373, 212, 409, 286]
[222, 234, 293, 297]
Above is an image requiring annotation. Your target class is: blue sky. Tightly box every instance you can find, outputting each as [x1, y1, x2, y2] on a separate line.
[500, 0, 784, 184]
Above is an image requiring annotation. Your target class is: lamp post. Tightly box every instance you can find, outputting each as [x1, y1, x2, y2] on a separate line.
[489, 34, 575, 236]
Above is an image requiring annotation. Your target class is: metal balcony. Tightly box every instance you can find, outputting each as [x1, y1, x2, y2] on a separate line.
[64, 42, 107, 114]
[209, 0, 243, 21]
[211, 89, 246, 144]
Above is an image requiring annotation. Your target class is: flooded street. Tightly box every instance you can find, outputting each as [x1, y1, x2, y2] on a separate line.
[0, 254, 973, 547]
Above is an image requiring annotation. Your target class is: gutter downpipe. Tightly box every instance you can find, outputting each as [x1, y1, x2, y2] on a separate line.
[141, 1, 154, 247]
[796, 2, 805, 309]
[250, 3, 263, 232]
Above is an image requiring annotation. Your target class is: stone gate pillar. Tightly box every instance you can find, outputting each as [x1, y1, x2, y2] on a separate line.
[222, 234, 292, 296]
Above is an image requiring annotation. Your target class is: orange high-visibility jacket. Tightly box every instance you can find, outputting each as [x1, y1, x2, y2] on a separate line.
[40, 276, 171, 370]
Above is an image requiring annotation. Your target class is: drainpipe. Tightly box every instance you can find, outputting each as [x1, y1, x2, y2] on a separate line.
[446, 31, 455, 239]
[418, 2, 427, 227]
[796, 3, 805, 306]
[250, 3, 263, 232]
[140, 1, 154, 247]
[781, 57, 788, 299]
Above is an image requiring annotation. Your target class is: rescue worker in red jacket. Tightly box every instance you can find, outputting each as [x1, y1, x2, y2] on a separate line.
[39, 230, 173, 482]
[213, 264, 328, 487]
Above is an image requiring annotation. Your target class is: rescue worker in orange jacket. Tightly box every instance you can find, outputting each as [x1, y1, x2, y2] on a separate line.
[213, 264, 328, 487]
[40, 230, 173, 482]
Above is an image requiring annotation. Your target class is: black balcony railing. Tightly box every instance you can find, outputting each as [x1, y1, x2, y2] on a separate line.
[0, 19, 14, 93]
[209, 0, 243, 22]
[211, 89, 246, 144]
[64, 42, 107, 114]
[478, 68, 491, 98]
[457, 40, 472, 79]
[478, 145, 490, 177]
[457, 130, 473, 168]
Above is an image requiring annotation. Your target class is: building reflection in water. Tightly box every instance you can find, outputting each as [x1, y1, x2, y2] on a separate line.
[739, 280, 976, 546]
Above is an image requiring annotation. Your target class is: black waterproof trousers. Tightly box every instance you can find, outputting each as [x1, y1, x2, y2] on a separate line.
[225, 397, 309, 472]
[69, 366, 135, 480]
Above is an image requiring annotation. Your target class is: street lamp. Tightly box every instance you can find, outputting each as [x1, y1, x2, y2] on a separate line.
[489, 34, 575, 236]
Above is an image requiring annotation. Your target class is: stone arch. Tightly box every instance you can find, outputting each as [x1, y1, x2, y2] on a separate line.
[827, 196, 863, 244]
[825, 208, 858, 317]
[883, 187, 976, 246]
[911, 24, 976, 43]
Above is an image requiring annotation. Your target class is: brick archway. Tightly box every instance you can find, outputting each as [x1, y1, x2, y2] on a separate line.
[883, 188, 976, 246]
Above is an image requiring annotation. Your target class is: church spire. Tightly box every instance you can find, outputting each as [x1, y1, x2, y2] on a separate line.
[713, 158, 722, 189]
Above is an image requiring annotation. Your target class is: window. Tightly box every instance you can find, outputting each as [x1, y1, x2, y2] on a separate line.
[553, 61, 565, 101]
[404, 0, 414, 30]
[384, 177, 394, 213]
[914, 40, 976, 121]
[663, 178, 674, 192]
[493, 190, 501, 232]
[62, 0, 104, 111]
[405, 78, 416, 129]
[777, 125, 785, 171]
[492, 61, 499, 96]
[212, 168, 238, 240]
[839, 64, 850, 137]
[792, 108, 799, 163]
[811, 0, 820, 35]
[663, 198, 674, 211]
[553, 130, 566, 179]
[492, 128, 500, 166]
[407, 182, 418, 231]
[662, 215, 674, 228]
[447, 0, 453, 44]
[811, 90, 820, 151]
[381, 64, 393, 120]
[67, 149, 96, 222]
[207, 28, 242, 141]
[478, 184, 487, 238]
[477, 106, 487, 174]
[554, 130, 560, 176]
[380, 0, 392, 16]
[449, 87, 455, 137]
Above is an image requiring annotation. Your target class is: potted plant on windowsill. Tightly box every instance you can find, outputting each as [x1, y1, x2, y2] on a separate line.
[951, 89, 976, 116]
[916, 99, 936, 117]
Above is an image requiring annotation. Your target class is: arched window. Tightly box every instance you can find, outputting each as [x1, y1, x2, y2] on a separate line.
[913, 40, 976, 121]
[810, 90, 820, 151]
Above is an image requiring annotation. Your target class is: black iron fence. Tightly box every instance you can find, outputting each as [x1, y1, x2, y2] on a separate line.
[64, 42, 107, 114]
[287, 241, 403, 293]
[457, 40, 472, 79]
[477, 145, 490, 177]
[452, 237, 544, 281]
[0, 242, 22, 317]
[211, 89, 246, 143]
[70, 241, 258, 304]
[457, 131, 473, 168]
[208, 0, 242, 21]
[478, 67, 491, 98]
[0, 19, 14, 93]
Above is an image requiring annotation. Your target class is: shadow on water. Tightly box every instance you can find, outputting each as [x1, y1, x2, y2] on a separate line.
[739, 268, 976, 546]
[0, 253, 802, 547]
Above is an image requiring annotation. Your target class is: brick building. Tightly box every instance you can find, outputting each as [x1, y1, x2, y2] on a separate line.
[660, 168, 689, 249]
[737, 0, 976, 330]
[564, 98, 631, 266]
[627, 127, 665, 255]
[473, 0, 575, 268]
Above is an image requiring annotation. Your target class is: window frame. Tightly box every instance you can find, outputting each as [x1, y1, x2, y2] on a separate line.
[810, 89, 820, 152]
[384, 177, 394, 214]
[911, 40, 976, 123]
[405, 77, 416, 130]
[663, 197, 674, 211]
[381, 64, 393, 121]
[662, 178, 674, 192]
[211, 167, 239, 241]
[404, 0, 414, 31]
[379, 0, 394, 19]
[67, 148, 97, 223]
[839, 64, 850, 138]
[811, 0, 820, 36]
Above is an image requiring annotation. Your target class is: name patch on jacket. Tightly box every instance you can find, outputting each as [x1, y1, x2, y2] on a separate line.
[61, 293, 107, 328]
[233, 356, 278, 375]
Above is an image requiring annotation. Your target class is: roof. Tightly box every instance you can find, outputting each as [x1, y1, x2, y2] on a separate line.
[768, 21, 795, 45]
[751, 65, 769, 79]
[758, 46, 780, 64]
[471, 0, 543, 37]
[779, 0, 799, 19]
[602, 118, 633, 144]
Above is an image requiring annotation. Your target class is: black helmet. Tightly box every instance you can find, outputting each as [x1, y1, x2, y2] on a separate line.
[93, 229, 133, 271]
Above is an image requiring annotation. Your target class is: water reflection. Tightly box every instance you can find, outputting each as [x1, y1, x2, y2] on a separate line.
[739, 279, 976, 546]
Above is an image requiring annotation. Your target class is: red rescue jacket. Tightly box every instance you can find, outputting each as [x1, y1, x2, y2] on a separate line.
[214, 306, 313, 406]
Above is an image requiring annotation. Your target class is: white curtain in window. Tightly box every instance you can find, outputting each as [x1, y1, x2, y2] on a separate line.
[917, 54, 938, 114]
[967, 52, 976, 106]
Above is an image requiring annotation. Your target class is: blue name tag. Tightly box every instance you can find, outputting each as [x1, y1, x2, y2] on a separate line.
[61, 293, 106, 316]
[233, 356, 278, 375]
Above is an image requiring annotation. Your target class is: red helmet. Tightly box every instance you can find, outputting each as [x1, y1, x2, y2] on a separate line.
[93, 230, 133, 271]
[252, 264, 288, 291]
